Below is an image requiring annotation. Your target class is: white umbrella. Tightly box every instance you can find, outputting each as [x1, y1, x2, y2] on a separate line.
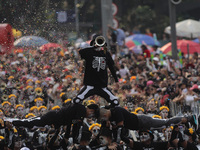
[165, 19, 200, 38]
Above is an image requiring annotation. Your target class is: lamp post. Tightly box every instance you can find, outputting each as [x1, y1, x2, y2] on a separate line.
[75, 0, 79, 37]
[169, 0, 177, 60]
[101, 0, 113, 43]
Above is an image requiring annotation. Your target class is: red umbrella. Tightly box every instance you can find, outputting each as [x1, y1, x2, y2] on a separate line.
[40, 43, 66, 53]
[161, 40, 200, 55]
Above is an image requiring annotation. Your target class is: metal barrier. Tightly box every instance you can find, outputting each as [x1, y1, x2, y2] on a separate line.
[169, 100, 200, 117]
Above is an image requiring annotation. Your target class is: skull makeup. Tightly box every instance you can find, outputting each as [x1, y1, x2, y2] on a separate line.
[160, 109, 168, 119]
[127, 102, 134, 112]
[36, 100, 43, 107]
[40, 108, 47, 116]
[9, 97, 16, 106]
[164, 127, 172, 141]
[3, 103, 11, 114]
[32, 108, 39, 116]
[99, 136, 109, 146]
[140, 132, 151, 142]
[137, 110, 144, 114]
[16, 106, 24, 117]
[91, 126, 100, 137]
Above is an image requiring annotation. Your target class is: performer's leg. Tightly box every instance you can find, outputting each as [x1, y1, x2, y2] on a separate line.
[13, 111, 58, 128]
[137, 115, 183, 130]
[97, 87, 119, 106]
[72, 85, 95, 104]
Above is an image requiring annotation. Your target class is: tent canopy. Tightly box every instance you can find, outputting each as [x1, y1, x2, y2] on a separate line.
[165, 19, 200, 38]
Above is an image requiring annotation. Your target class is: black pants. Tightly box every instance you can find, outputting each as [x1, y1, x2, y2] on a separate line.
[73, 85, 119, 106]
[137, 115, 183, 130]
[12, 111, 59, 128]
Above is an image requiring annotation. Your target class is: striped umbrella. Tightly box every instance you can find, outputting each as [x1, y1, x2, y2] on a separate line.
[125, 40, 141, 48]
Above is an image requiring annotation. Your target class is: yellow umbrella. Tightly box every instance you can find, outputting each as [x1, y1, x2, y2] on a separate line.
[12, 28, 22, 38]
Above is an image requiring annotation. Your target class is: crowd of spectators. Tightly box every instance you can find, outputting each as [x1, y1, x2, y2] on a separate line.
[0, 30, 200, 149]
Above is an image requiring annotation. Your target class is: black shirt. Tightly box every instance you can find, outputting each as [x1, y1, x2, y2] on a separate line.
[110, 107, 139, 130]
[79, 47, 118, 87]
[133, 141, 168, 150]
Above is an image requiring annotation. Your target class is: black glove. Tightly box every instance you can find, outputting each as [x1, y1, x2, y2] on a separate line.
[120, 127, 130, 144]
[72, 121, 83, 144]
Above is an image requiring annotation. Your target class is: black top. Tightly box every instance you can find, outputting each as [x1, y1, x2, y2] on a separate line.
[133, 141, 168, 150]
[109, 107, 139, 130]
[79, 47, 118, 87]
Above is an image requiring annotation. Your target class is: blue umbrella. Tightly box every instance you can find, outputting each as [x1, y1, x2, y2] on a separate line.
[126, 34, 160, 46]
[193, 38, 199, 43]
[14, 36, 49, 47]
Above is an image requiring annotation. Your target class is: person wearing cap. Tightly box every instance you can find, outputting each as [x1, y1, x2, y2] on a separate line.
[12, 103, 100, 144]
[72, 34, 119, 108]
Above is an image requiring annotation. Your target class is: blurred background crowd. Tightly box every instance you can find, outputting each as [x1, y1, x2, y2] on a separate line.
[0, 30, 200, 149]
[1, 0, 200, 149]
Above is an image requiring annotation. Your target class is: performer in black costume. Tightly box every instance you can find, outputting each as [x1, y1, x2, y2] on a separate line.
[72, 34, 119, 107]
[11, 103, 99, 143]
[99, 107, 197, 144]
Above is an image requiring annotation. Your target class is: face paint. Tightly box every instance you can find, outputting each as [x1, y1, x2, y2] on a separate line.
[138, 110, 144, 114]
[36, 101, 43, 107]
[10, 97, 16, 105]
[127, 102, 134, 111]
[40, 108, 47, 116]
[140, 132, 150, 142]
[92, 126, 100, 136]
[165, 128, 172, 140]
[161, 109, 168, 118]
[99, 136, 108, 146]
[17, 107, 23, 116]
